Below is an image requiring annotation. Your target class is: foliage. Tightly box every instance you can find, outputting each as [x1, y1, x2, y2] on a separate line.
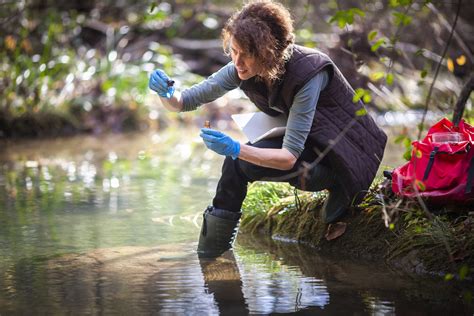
[1, 0, 472, 138]
[327, 0, 471, 124]
[0, 2, 183, 137]
[242, 182, 294, 216]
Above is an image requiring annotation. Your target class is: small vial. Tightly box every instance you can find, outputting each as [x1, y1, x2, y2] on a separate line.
[204, 120, 211, 128]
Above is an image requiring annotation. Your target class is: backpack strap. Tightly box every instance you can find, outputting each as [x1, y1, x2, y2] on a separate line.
[423, 146, 439, 181]
[466, 156, 474, 194]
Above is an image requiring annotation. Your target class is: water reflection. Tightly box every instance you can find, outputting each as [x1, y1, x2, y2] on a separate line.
[0, 132, 472, 315]
[235, 235, 470, 315]
[199, 251, 248, 314]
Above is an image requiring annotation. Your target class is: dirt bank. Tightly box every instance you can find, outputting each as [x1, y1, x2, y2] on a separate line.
[240, 182, 474, 282]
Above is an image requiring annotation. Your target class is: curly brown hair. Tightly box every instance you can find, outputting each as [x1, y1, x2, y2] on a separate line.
[222, 0, 295, 82]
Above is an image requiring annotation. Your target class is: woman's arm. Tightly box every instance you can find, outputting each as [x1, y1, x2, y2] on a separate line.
[180, 63, 240, 112]
[160, 91, 183, 112]
[150, 63, 240, 112]
[238, 145, 296, 170]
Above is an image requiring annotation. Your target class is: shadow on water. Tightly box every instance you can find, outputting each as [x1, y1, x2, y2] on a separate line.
[235, 234, 473, 315]
[3, 239, 470, 315]
[0, 131, 472, 315]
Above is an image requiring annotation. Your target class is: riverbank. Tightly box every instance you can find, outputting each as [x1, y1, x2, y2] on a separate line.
[240, 181, 474, 287]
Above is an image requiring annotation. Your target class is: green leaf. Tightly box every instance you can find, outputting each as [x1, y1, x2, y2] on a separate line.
[371, 71, 385, 81]
[362, 93, 372, 103]
[415, 49, 425, 57]
[101, 80, 113, 92]
[420, 69, 428, 78]
[338, 19, 346, 29]
[459, 265, 469, 281]
[389, 0, 400, 7]
[368, 30, 378, 41]
[403, 149, 412, 161]
[329, 12, 349, 29]
[386, 73, 394, 85]
[371, 38, 386, 52]
[393, 12, 412, 26]
[444, 273, 454, 281]
[329, 8, 365, 29]
[351, 8, 365, 17]
[356, 108, 367, 116]
[389, 223, 395, 230]
[352, 88, 365, 103]
[403, 137, 412, 148]
[415, 179, 426, 191]
[394, 134, 407, 144]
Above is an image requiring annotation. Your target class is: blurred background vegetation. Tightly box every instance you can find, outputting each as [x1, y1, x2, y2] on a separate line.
[0, 0, 472, 138]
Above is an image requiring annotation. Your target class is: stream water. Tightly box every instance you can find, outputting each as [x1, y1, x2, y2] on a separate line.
[0, 130, 471, 315]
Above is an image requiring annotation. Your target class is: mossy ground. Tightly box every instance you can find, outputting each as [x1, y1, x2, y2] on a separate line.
[241, 180, 474, 280]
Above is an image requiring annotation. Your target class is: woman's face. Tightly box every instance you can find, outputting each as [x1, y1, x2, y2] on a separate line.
[230, 38, 260, 80]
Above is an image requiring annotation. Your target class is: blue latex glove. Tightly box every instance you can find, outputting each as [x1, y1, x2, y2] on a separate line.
[149, 69, 175, 99]
[200, 128, 240, 160]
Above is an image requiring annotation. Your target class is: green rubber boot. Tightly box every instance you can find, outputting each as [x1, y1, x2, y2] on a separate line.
[197, 206, 241, 258]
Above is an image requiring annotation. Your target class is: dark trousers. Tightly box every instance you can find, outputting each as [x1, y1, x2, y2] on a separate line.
[212, 137, 350, 222]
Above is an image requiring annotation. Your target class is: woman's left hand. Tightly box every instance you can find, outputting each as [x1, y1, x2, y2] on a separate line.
[200, 128, 240, 160]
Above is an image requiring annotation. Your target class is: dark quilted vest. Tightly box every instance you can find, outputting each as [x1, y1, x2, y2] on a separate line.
[239, 45, 387, 204]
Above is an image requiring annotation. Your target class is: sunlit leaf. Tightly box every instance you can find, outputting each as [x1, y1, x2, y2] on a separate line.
[352, 88, 365, 103]
[5, 35, 16, 51]
[338, 19, 346, 29]
[456, 55, 466, 66]
[386, 73, 394, 85]
[356, 108, 367, 116]
[403, 155, 414, 166]
[403, 137, 412, 148]
[371, 38, 386, 52]
[351, 8, 365, 17]
[415, 149, 422, 158]
[370, 71, 385, 81]
[362, 93, 372, 103]
[394, 134, 406, 144]
[447, 58, 454, 72]
[393, 12, 412, 26]
[444, 273, 454, 281]
[329, 8, 365, 29]
[415, 179, 426, 191]
[389, 0, 400, 7]
[389, 223, 395, 230]
[368, 30, 378, 41]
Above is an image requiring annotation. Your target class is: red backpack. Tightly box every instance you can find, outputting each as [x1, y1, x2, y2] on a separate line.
[391, 118, 474, 205]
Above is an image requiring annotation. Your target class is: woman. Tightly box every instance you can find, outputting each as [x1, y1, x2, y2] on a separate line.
[149, 0, 387, 258]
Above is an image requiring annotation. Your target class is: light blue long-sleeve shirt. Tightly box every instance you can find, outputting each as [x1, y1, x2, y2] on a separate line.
[181, 62, 328, 158]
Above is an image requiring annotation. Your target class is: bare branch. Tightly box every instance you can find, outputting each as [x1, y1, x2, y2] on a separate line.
[452, 74, 474, 126]
[418, 0, 462, 140]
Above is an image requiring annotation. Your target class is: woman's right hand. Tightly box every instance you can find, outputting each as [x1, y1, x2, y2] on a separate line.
[149, 69, 175, 99]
